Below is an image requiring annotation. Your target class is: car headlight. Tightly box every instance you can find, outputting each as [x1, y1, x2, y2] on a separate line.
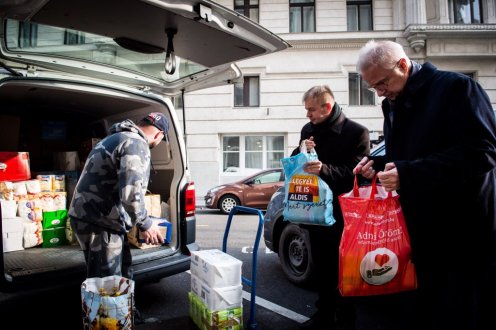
[209, 185, 226, 193]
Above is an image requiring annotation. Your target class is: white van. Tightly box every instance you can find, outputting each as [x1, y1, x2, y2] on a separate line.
[0, 0, 289, 298]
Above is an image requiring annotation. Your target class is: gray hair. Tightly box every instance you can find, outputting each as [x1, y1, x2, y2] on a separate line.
[356, 40, 407, 74]
[302, 85, 334, 104]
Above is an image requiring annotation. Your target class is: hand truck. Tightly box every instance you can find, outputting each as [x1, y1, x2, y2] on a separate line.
[222, 205, 264, 330]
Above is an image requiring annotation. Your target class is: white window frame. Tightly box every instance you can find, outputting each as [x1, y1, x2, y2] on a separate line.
[221, 134, 285, 174]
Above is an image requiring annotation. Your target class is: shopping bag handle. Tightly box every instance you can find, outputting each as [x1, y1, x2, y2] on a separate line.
[353, 175, 379, 199]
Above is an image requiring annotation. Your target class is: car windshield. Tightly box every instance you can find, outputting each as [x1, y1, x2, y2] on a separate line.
[5, 19, 207, 82]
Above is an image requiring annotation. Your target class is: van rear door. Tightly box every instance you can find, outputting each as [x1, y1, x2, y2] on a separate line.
[0, 0, 290, 95]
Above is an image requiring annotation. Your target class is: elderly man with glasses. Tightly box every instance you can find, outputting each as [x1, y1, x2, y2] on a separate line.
[354, 40, 496, 330]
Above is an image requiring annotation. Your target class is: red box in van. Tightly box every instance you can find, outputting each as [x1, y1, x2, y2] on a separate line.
[0, 152, 31, 182]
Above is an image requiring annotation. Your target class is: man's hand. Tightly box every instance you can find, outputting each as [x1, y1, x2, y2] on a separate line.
[141, 227, 164, 245]
[354, 156, 376, 179]
[377, 162, 400, 192]
[302, 136, 316, 151]
[304, 160, 322, 175]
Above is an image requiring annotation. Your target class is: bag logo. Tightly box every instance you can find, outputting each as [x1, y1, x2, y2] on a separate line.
[360, 248, 398, 285]
[287, 174, 319, 202]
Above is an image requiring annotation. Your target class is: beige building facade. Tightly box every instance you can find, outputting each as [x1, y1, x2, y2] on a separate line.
[181, 0, 496, 202]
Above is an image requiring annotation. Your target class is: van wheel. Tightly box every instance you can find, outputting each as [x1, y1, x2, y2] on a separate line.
[218, 195, 240, 214]
[278, 224, 314, 286]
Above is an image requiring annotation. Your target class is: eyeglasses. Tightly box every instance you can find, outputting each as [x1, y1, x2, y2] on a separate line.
[366, 60, 401, 93]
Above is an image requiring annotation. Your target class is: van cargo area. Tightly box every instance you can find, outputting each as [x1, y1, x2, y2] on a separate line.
[0, 77, 195, 293]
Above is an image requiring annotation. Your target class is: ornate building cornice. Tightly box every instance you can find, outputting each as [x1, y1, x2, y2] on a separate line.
[280, 31, 402, 50]
[404, 24, 496, 53]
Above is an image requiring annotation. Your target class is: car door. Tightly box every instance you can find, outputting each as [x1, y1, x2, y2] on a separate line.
[0, 0, 290, 95]
[243, 169, 284, 209]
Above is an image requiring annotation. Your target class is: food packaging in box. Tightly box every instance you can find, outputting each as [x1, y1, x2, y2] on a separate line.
[128, 217, 172, 249]
[39, 192, 67, 212]
[0, 199, 17, 218]
[18, 198, 42, 221]
[0, 152, 31, 182]
[191, 274, 242, 311]
[52, 174, 65, 192]
[22, 218, 43, 248]
[0, 181, 14, 200]
[2, 217, 24, 252]
[65, 218, 78, 245]
[42, 226, 68, 247]
[190, 249, 242, 288]
[42, 209, 68, 229]
[188, 291, 243, 330]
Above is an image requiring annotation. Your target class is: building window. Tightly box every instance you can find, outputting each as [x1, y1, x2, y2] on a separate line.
[234, 0, 259, 23]
[347, 1, 373, 31]
[18, 22, 38, 48]
[64, 29, 85, 45]
[234, 76, 260, 107]
[222, 135, 284, 172]
[449, 0, 482, 24]
[349, 73, 375, 105]
[289, 0, 315, 33]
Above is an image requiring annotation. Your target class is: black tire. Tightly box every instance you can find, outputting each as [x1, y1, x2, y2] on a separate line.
[218, 195, 240, 214]
[278, 223, 315, 286]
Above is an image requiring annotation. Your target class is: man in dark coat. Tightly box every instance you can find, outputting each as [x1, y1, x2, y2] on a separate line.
[296, 85, 370, 330]
[354, 40, 496, 330]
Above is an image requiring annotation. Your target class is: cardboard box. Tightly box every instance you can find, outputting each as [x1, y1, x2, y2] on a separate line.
[0, 199, 17, 218]
[190, 249, 242, 288]
[0, 152, 31, 182]
[145, 194, 161, 217]
[128, 217, 172, 249]
[191, 274, 242, 311]
[188, 291, 243, 330]
[2, 217, 24, 252]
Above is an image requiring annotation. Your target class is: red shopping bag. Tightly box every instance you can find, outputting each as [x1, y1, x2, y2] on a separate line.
[338, 176, 417, 296]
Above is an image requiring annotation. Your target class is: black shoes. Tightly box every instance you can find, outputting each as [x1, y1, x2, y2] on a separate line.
[134, 307, 145, 325]
[133, 307, 159, 325]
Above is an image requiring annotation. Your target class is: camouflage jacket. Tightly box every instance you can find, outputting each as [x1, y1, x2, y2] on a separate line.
[69, 119, 152, 233]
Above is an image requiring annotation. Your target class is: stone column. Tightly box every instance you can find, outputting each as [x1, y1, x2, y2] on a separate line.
[438, 0, 450, 24]
[405, 0, 427, 53]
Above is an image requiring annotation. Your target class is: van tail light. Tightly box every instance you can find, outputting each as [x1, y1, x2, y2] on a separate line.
[185, 182, 196, 217]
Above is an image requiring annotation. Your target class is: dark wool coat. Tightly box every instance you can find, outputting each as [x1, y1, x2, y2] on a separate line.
[376, 62, 496, 268]
[291, 103, 370, 306]
[293, 103, 371, 225]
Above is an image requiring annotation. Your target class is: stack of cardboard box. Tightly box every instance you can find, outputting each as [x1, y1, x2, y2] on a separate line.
[189, 249, 243, 330]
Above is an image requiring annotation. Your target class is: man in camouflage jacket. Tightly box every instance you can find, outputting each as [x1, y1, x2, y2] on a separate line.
[69, 112, 168, 279]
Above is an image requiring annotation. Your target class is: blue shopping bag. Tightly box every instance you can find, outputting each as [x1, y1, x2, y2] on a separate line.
[281, 147, 335, 226]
